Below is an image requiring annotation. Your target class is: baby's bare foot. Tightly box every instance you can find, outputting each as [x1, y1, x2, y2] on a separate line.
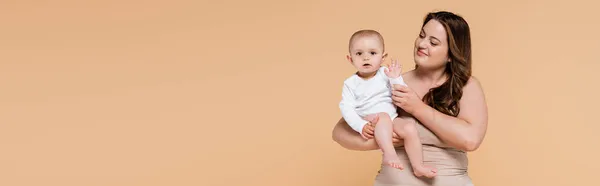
[413, 165, 437, 178]
[383, 153, 403, 170]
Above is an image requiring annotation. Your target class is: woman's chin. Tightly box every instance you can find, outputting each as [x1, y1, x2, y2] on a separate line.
[414, 55, 427, 63]
[414, 60, 426, 67]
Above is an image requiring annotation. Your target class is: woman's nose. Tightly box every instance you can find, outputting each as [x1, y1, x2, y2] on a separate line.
[418, 39, 428, 48]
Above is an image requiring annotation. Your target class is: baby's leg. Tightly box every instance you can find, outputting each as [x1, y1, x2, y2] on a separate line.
[393, 121, 437, 178]
[373, 113, 403, 170]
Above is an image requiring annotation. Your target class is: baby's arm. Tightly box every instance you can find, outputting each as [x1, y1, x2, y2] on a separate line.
[339, 83, 369, 135]
[384, 60, 408, 86]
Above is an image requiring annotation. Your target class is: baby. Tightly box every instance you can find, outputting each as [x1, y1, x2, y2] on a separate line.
[339, 29, 437, 178]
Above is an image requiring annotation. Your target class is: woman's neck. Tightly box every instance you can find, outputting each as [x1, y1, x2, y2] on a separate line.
[414, 67, 447, 87]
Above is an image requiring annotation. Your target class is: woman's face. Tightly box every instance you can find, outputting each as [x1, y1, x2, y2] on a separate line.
[414, 19, 450, 70]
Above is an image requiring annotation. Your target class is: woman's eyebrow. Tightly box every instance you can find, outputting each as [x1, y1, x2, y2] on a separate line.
[422, 29, 441, 43]
[430, 36, 441, 43]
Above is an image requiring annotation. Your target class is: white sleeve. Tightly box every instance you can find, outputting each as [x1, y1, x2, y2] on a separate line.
[389, 75, 407, 86]
[339, 83, 368, 134]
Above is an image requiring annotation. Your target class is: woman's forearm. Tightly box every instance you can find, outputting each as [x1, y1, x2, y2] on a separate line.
[332, 118, 379, 151]
[408, 78, 488, 152]
[411, 104, 484, 151]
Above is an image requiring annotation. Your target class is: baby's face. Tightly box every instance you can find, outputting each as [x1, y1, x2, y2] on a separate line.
[348, 36, 385, 75]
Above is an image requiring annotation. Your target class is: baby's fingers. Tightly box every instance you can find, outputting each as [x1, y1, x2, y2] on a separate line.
[366, 126, 375, 135]
[362, 132, 373, 140]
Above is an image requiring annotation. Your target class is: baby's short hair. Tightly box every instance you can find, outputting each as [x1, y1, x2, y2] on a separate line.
[348, 29, 385, 52]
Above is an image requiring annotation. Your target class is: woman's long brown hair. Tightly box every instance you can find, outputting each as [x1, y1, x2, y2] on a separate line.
[420, 11, 472, 117]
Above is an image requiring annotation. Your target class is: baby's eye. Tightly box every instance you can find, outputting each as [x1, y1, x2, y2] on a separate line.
[370, 52, 376, 55]
[356, 52, 362, 55]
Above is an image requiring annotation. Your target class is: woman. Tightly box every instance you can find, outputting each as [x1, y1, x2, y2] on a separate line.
[332, 11, 488, 186]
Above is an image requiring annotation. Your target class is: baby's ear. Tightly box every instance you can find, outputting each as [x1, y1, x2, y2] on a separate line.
[382, 52, 388, 59]
[346, 55, 353, 63]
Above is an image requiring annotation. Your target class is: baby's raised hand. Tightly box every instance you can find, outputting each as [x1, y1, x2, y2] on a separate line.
[384, 59, 403, 79]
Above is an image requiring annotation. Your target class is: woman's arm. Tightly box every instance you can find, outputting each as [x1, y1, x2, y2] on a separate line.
[332, 118, 404, 151]
[332, 118, 379, 151]
[410, 77, 488, 151]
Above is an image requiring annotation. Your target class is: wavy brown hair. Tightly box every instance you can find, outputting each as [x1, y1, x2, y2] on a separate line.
[420, 11, 472, 117]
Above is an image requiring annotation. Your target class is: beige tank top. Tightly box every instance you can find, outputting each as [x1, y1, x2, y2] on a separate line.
[373, 122, 474, 186]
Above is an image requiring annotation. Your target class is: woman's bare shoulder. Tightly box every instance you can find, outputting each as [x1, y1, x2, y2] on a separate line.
[401, 69, 417, 83]
[466, 76, 482, 87]
[462, 76, 485, 97]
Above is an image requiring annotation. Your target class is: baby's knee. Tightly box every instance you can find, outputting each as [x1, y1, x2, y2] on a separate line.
[377, 112, 391, 118]
[402, 122, 418, 136]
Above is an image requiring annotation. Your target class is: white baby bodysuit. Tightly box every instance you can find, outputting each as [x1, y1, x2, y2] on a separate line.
[339, 67, 408, 135]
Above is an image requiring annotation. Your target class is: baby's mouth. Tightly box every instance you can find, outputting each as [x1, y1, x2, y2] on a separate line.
[363, 64, 372, 67]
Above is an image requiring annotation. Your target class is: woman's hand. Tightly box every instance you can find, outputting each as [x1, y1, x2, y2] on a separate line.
[391, 132, 403, 146]
[391, 84, 426, 115]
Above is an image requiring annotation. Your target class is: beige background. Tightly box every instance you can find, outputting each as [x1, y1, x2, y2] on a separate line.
[1, 0, 599, 186]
